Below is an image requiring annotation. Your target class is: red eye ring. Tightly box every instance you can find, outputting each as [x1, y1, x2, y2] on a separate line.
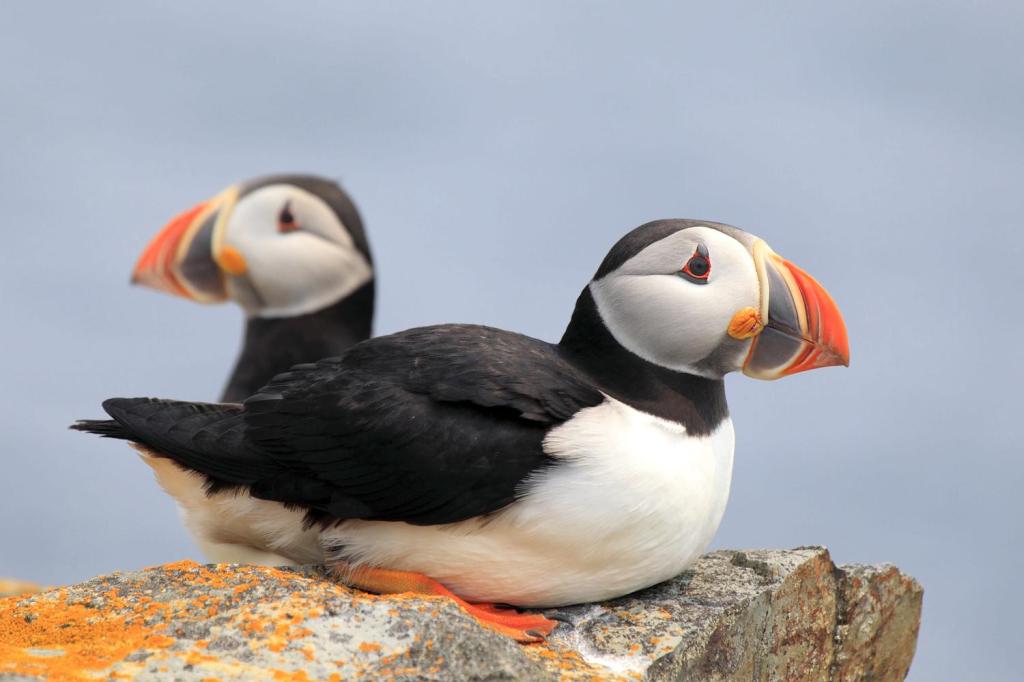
[278, 201, 300, 233]
[680, 247, 711, 283]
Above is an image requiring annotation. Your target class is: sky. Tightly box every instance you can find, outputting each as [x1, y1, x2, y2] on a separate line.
[1, 2, 1021, 679]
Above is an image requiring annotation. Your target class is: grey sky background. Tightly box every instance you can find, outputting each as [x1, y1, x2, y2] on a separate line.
[1, 2, 1020, 679]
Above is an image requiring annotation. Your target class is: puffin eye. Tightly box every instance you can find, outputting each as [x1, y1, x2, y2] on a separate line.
[278, 201, 300, 233]
[680, 245, 711, 283]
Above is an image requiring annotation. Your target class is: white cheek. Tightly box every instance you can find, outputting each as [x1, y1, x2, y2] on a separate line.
[592, 275, 726, 371]
[591, 268, 757, 374]
[231, 234, 372, 318]
[589, 226, 762, 374]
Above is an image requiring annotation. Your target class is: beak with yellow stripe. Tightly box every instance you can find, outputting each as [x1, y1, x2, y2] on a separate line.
[131, 185, 242, 303]
[129, 175, 374, 319]
[735, 240, 850, 380]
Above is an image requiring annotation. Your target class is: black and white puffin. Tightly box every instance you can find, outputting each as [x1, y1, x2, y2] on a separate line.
[132, 174, 374, 402]
[75, 220, 849, 641]
[129, 174, 374, 565]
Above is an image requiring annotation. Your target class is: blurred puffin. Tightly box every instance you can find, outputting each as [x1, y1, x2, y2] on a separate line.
[133, 174, 374, 402]
[75, 220, 848, 641]
[129, 174, 373, 564]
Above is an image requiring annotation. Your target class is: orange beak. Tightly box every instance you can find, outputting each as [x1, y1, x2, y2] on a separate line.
[131, 188, 239, 303]
[742, 242, 850, 380]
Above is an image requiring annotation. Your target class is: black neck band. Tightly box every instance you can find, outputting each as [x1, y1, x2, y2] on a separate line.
[558, 287, 728, 435]
[222, 280, 374, 402]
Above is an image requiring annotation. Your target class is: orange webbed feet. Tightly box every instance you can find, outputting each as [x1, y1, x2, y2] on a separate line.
[330, 563, 558, 643]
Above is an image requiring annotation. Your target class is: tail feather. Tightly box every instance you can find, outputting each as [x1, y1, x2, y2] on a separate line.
[70, 419, 133, 440]
[71, 397, 276, 486]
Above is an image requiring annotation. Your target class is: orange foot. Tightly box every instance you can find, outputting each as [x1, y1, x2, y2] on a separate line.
[330, 563, 558, 643]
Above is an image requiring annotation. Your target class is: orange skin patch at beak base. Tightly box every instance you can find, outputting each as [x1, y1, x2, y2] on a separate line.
[727, 307, 764, 340]
[331, 563, 558, 643]
[216, 246, 248, 276]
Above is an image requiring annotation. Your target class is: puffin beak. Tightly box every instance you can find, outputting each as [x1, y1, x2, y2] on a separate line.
[131, 186, 241, 303]
[742, 241, 850, 380]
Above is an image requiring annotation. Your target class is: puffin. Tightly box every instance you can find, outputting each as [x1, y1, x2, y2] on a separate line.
[132, 173, 374, 402]
[75, 220, 849, 641]
[129, 174, 374, 564]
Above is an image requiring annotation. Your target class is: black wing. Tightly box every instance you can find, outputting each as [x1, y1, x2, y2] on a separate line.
[75, 325, 603, 526]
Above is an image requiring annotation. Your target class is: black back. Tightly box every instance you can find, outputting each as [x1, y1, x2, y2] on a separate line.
[77, 325, 603, 526]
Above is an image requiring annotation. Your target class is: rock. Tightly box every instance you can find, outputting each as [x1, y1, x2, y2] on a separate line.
[539, 548, 922, 681]
[831, 564, 923, 681]
[0, 580, 42, 599]
[0, 548, 921, 681]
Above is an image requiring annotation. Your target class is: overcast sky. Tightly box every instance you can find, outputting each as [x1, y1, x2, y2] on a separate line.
[1, 2, 1021, 679]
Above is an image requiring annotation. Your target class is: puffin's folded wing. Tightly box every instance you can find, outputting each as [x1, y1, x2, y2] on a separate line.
[388, 325, 602, 423]
[243, 324, 605, 525]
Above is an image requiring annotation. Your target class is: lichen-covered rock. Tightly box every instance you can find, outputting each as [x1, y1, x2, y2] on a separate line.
[831, 564, 922, 681]
[0, 562, 542, 681]
[0, 548, 921, 681]
[535, 548, 922, 681]
[0, 579, 42, 599]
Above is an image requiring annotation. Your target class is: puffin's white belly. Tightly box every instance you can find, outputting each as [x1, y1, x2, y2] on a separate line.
[136, 446, 322, 566]
[321, 398, 735, 607]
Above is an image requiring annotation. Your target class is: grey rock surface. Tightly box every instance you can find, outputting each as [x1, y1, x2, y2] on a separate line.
[0, 548, 921, 681]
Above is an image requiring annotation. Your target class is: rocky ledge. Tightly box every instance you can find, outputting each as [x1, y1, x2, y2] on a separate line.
[0, 547, 921, 681]
[0, 579, 42, 599]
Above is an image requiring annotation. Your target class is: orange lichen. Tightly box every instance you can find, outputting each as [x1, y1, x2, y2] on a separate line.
[6, 561, 595, 680]
[0, 562, 344, 680]
[184, 650, 218, 666]
[0, 590, 176, 680]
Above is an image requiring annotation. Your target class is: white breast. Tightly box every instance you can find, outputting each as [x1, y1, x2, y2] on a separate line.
[321, 398, 735, 607]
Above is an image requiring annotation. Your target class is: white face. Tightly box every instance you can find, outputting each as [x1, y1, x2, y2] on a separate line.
[589, 226, 760, 377]
[220, 184, 372, 318]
